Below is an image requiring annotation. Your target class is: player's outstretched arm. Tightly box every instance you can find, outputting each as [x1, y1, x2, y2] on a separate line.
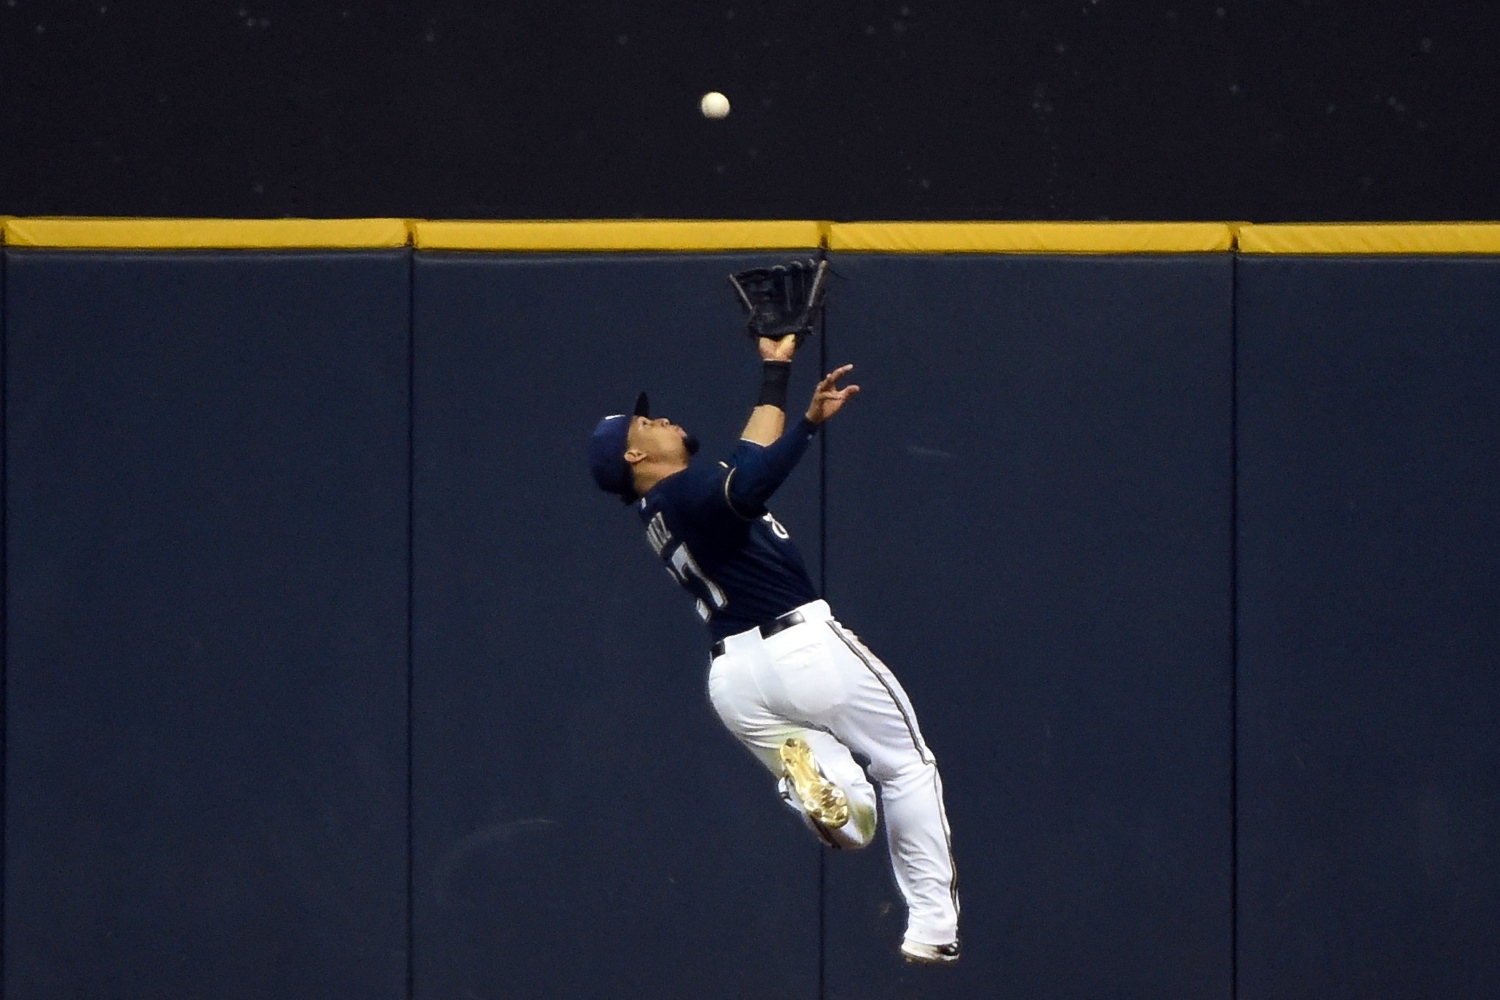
[806, 364, 860, 424]
[727, 345, 842, 513]
[740, 334, 797, 445]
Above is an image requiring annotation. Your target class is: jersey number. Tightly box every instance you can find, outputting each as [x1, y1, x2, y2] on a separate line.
[668, 544, 727, 621]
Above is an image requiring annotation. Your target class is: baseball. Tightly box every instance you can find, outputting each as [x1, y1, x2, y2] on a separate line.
[700, 91, 730, 119]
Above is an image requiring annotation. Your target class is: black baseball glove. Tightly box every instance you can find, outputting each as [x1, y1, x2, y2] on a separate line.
[728, 258, 830, 342]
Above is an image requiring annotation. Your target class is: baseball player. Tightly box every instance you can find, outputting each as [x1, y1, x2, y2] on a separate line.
[587, 286, 960, 963]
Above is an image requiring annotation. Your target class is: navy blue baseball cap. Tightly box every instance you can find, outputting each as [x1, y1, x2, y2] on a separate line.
[589, 392, 651, 502]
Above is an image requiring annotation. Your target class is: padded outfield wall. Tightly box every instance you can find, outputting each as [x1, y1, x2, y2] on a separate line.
[1, 218, 1496, 1000]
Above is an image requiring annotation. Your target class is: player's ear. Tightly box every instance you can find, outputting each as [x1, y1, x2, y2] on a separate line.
[623, 447, 646, 465]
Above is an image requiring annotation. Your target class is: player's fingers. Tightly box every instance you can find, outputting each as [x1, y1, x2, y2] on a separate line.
[820, 364, 855, 387]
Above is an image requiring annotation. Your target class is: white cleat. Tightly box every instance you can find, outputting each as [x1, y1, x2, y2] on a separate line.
[900, 938, 961, 965]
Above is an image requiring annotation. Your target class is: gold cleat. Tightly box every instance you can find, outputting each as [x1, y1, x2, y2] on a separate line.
[779, 737, 850, 830]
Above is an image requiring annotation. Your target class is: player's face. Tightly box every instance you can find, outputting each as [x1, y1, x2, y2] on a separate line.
[626, 415, 697, 461]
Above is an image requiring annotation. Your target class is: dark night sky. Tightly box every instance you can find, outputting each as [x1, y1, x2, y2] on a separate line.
[2, 0, 1498, 221]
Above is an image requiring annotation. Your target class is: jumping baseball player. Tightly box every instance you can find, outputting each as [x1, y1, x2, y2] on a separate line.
[586, 262, 960, 964]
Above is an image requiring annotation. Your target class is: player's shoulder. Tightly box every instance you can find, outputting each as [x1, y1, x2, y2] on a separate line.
[648, 461, 726, 504]
[644, 461, 734, 519]
[723, 436, 775, 472]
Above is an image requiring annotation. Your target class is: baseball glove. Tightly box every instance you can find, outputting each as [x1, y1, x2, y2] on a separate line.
[728, 258, 830, 342]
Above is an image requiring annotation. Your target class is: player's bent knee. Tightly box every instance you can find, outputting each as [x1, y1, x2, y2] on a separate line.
[833, 803, 878, 849]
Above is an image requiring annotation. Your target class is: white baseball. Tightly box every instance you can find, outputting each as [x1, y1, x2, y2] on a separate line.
[700, 91, 730, 119]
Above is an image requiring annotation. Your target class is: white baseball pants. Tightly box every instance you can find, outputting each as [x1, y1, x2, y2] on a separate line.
[706, 599, 960, 948]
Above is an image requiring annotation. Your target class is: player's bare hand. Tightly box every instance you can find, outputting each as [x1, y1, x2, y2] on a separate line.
[806, 364, 860, 424]
[758, 334, 797, 363]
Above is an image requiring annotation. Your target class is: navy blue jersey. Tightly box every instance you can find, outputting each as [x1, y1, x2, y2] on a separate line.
[638, 429, 819, 640]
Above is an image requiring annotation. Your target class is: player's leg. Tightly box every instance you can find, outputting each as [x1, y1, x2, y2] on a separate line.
[818, 618, 961, 957]
[708, 644, 877, 849]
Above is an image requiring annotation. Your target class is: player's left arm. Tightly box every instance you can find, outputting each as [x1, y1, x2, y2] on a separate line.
[723, 362, 860, 516]
[739, 334, 797, 445]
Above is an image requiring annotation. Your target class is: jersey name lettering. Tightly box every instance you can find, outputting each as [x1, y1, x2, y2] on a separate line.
[637, 461, 817, 640]
[646, 511, 672, 556]
[646, 510, 728, 621]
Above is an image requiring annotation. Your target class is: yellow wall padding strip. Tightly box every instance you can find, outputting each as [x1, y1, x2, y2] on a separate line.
[9, 218, 1500, 254]
[1237, 223, 1500, 254]
[828, 222, 1235, 253]
[412, 219, 827, 251]
[3, 218, 412, 249]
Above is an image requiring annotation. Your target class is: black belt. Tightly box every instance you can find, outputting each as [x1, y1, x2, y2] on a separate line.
[710, 610, 807, 658]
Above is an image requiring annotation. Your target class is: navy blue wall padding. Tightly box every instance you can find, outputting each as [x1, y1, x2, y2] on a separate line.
[3, 250, 411, 999]
[0, 247, 7, 977]
[821, 255, 1236, 1000]
[1235, 257, 1500, 1000]
[3, 247, 1497, 1000]
[409, 253, 822, 1000]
